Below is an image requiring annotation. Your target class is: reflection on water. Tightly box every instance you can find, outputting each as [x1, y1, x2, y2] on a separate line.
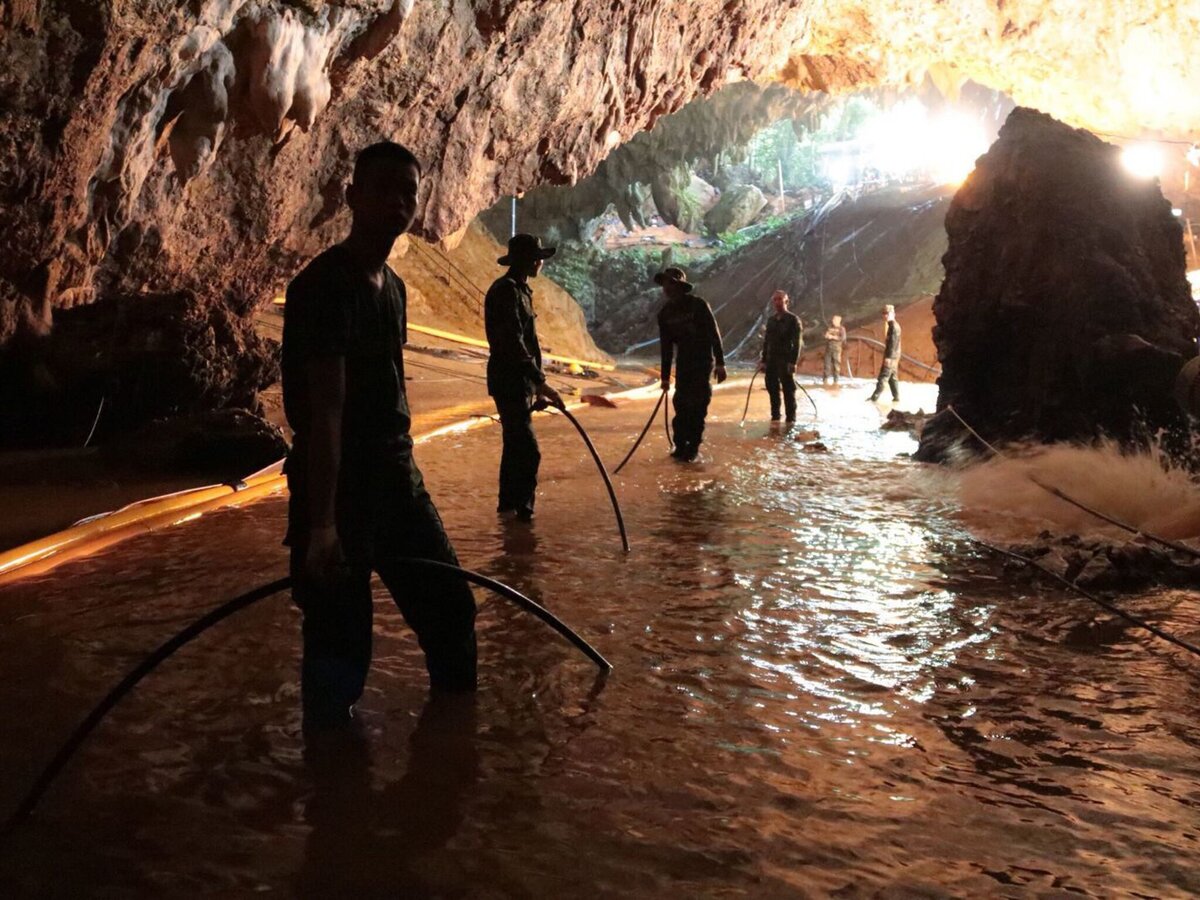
[1, 382, 1199, 896]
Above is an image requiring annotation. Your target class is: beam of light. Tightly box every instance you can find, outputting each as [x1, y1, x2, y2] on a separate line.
[833, 99, 989, 188]
[1121, 143, 1164, 179]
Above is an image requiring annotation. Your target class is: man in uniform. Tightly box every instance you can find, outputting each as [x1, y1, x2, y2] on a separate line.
[757, 290, 802, 422]
[656, 266, 727, 461]
[282, 141, 478, 731]
[484, 233, 564, 521]
[868, 304, 902, 403]
[823, 314, 847, 385]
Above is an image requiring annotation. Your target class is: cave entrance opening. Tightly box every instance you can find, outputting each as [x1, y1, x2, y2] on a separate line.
[473, 81, 1010, 373]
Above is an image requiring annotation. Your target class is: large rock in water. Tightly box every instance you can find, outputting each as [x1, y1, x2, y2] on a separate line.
[917, 108, 1200, 462]
[705, 184, 767, 235]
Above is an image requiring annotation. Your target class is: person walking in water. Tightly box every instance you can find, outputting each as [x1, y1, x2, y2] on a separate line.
[656, 266, 727, 461]
[868, 304, 902, 403]
[757, 290, 802, 423]
[282, 141, 478, 730]
[484, 233, 564, 522]
[823, 314, 847, 385]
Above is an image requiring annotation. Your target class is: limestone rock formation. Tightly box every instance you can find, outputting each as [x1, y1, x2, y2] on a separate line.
[483, 81, 817, 241]
[6, 0, 1199, 352]
[2, 0, 1200, 443]
[704, 184, 767, 235]
[917, 108, 1200, 462]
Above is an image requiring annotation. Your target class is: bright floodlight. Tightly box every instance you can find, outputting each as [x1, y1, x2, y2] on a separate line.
[1121, 144, 1164, 179]
[927, 112, 988, 185]
[854, 100, 987, 186]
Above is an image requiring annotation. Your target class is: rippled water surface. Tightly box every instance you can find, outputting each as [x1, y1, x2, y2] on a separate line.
[2, 382, 1199, 897]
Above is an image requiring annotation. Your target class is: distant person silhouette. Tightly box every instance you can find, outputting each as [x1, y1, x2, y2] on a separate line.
[656, 267, 727, 461]
[757, 290, 802, 422]
[823, 314, 847, 385]
[868, 304, 902, 403]
[281, 141, 477, 731]
[484, 233, 564, 522]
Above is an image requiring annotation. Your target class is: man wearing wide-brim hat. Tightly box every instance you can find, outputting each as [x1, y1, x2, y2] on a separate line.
[655, 266, 727, 461]
[484, 233, 564, 521]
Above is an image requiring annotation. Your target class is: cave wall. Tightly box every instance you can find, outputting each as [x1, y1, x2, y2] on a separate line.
[2, 0, 1199, 347]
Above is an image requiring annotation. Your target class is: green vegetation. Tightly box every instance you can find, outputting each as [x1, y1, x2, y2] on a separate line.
[742, 96, 879, 193]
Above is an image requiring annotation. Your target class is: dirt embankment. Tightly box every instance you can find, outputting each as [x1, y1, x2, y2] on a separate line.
[391, 223, 610, 365]
[590, 185, 950, 362]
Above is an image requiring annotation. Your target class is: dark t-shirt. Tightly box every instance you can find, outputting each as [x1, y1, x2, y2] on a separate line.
[658, 294, 725, 384]
[282, 244, 413, 465]
[762, 312, 802, 366]
[484, 275, 544, 398]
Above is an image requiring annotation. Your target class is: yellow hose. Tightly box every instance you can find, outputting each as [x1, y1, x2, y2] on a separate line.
[404, 323, 615, 371]
[0, 383, 663, 586]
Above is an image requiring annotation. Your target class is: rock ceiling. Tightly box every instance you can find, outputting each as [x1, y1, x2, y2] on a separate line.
[1, 0, 1196, 338]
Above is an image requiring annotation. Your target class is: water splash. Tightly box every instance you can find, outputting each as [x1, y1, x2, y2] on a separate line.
[950, 438, 1200, 542]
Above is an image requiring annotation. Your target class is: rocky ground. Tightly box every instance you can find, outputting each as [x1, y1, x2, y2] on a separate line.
[1007, 532, 1200, 593]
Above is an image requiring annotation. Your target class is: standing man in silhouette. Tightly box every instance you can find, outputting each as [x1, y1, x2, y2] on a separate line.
[485, 233, 564, 522]
[282, 141, 478, 731]
[757, 290, 802, 423]
[656, 266, 727, 461]
[868, 304, 902, 403]
[823, 314, 847, 385]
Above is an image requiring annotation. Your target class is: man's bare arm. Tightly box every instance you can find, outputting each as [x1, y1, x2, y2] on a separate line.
[305, 355, 346, 575]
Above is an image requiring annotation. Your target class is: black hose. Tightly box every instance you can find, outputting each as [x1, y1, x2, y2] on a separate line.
[740, 371, 759, 426]
[614, 390, 667, 474]
[2, 560, 611, 839]
[796, 380, 819, 420]
[1, 576, 290, 842]
[548, 406, 631, 553]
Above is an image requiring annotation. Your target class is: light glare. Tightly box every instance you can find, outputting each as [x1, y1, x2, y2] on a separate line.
[1121, 144, 1164, 179]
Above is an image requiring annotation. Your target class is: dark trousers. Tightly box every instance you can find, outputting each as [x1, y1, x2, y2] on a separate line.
[493, 393, 540, 511]
[289, 460, 478, 719]
[673, 377, 712, 453]
[764, 361, 797, 420]
[823, 346, 842, 383]
[870, 359, 900, 401]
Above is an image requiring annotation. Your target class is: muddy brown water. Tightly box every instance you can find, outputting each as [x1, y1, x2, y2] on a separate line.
[1, 383, 1198, 897]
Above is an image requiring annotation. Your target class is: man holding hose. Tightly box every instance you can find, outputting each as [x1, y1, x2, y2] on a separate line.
[484, 233, 565, 522]
[656, 267, 727, 461]
[282, 142, 478, 731]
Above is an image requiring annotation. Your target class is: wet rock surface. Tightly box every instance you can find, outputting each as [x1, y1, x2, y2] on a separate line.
[104, 408, 288, 477]
[1007, 532, 1200, 593]
[918, 108, 1200, 463]
[0, 290, 277, 448]
[881, 408, 930, 438]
